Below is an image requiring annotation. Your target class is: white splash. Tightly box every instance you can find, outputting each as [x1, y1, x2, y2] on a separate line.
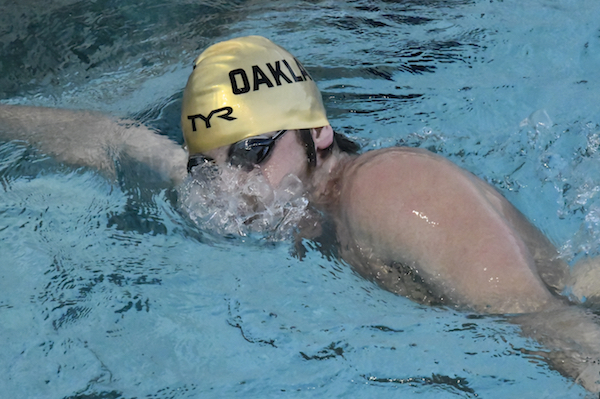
[178, 162, 310, 241]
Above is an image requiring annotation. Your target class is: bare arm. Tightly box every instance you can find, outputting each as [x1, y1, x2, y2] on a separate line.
[0, 105, 187, 184]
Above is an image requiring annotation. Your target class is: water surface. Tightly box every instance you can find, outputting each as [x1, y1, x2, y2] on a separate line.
[1, 0, 600, 397]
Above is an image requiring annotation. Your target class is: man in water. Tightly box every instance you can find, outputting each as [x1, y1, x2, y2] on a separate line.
[180, 36, 570, 314]
[1, 36, 600, 390]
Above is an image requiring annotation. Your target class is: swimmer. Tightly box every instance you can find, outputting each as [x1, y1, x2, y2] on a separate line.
[2, 35, 600, 391]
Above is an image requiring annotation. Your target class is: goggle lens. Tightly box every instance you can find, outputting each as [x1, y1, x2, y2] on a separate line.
[228, 130, 287, 170]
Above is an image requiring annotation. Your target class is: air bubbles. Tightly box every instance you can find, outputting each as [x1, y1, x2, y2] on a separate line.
[519, 109, 553, 131]
[178, 162, 310, 242]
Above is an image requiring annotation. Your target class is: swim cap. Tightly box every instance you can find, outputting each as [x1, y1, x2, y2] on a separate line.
[181, 36, 329, 155]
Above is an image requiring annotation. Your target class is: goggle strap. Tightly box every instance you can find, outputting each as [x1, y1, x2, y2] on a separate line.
[299, 128, 316, 169]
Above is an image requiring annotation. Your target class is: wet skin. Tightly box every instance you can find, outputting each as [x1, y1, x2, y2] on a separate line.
[333, 147, 568, 314]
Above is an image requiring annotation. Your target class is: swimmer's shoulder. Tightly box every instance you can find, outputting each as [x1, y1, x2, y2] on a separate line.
[342, 146, 453, 184]
[337, 145, 486, 224]
[337, 147, 440, 220]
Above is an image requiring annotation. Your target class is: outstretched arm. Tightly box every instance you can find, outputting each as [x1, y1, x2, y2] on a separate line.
[0, 105, 187, 184]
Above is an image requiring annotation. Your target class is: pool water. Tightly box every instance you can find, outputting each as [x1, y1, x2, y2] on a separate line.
[1, 0, 600, 397]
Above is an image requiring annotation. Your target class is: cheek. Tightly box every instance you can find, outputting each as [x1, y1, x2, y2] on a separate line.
[260, 139, 307, 187]
[261, 157, 301, 188]
[261, 164, 282, 187]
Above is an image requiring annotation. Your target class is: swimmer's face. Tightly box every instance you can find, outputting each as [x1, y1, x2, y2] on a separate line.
[181, 126, 334, 238]
[203, 129, 313, 188]
[181, 129, 314, 239]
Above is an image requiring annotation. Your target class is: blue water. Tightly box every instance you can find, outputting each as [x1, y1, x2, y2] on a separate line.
[2, 0, 600, 397]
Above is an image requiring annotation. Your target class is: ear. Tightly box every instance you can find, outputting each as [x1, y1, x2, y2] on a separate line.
[311, 125, 334, 150]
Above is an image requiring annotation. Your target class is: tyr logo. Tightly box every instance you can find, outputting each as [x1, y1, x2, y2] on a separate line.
[187, 107, 236, 131]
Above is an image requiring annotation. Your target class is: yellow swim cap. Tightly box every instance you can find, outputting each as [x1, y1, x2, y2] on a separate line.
[181, 36, 329, 155]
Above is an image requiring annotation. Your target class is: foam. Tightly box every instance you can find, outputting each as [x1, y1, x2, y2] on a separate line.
[178, 162, 310, 242]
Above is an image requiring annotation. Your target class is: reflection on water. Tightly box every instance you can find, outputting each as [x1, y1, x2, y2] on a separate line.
[0, 0, 249, 99]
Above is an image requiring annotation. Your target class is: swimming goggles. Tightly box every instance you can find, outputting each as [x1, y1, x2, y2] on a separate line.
[228, 129, 288, 170]
[187, 130, 288, 173]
